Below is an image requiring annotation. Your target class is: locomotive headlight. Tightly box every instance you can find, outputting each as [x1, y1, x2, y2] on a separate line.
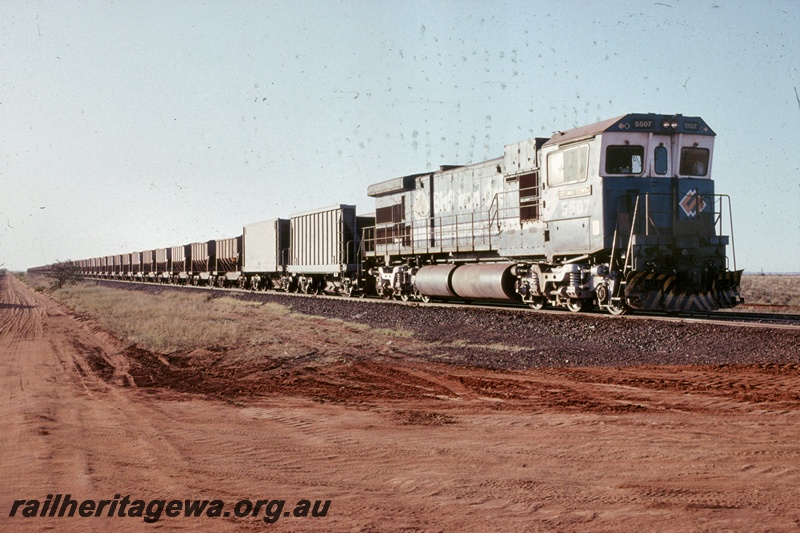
[662, 120, 670, 129]
[670, 120, 679, 129]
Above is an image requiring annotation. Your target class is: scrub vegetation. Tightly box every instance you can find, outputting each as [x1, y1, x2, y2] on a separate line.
[740, 275, 800, 308]
[52, 283, 412, 355]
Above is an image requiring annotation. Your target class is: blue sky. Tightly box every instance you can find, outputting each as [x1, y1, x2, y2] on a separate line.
[2, 0, 798, 272]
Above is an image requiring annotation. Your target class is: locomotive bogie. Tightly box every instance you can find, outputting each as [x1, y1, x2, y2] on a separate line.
[512, 261, 596, 311]
[371, 264, 417, 300]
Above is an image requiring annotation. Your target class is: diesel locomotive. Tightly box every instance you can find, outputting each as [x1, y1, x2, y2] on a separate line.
[365, 113, 742, 313]
[46, 113, 743, 314]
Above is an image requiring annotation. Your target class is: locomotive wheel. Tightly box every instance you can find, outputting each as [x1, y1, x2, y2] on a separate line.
[351, 290, 366, 299]
[607, 300, 630, 316]
[347, 285, 357, 298]
[527, 298, 546, 311]
[420, 295, 431, 303]
[566, 298, 590, 313]
[400, 293, 410, 302]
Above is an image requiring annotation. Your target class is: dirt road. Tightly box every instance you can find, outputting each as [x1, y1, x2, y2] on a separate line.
[2, 274, 800, 531]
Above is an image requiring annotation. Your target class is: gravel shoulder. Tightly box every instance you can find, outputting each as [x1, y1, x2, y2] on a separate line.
[110, 280, 800, 368]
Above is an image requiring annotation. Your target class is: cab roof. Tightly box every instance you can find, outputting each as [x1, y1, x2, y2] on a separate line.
[542, 113, 714, 148]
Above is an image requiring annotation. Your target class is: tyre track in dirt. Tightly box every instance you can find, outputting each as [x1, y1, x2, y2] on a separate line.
[0, 275, 265, 531]
[4, 274, 800, 531]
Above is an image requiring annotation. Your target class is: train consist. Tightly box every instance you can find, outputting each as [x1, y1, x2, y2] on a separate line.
[33, 113, 744, 314]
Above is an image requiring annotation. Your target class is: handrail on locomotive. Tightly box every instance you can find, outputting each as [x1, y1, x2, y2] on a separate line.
[361, 190, 737, 270]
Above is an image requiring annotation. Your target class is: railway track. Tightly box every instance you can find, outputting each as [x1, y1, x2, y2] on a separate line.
[89, 278, 800, 330]
[41, 276, 800, 369]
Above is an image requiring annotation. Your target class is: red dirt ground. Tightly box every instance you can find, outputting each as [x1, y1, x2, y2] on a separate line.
[2, 274, 800, 531]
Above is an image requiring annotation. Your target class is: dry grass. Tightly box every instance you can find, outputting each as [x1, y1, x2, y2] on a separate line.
[740, 275, 800, 307]
[52, 283, 415, 356]
[54, 286, 249, 352]
[17, 273, 50, 293]
[446, 339, 524, 353]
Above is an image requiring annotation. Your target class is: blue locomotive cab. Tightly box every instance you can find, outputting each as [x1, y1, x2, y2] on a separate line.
[591, 114, 742, 311]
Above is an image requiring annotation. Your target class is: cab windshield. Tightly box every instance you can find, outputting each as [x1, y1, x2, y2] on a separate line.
[606, 145, 644, 174]
[680, 147, 709, 176]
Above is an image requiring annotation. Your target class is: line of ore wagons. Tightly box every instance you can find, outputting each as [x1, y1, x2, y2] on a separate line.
[74, 204, 375, 291]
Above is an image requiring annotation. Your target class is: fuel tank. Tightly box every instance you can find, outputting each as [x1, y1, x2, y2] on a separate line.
[414, 263, 519, 301]
[413, 264, 458, 298]
[450, 263, 518, 301]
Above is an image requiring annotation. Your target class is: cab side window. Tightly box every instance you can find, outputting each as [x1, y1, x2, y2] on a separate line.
[605, 145, 644, 174]
[547, 144, 588, 186]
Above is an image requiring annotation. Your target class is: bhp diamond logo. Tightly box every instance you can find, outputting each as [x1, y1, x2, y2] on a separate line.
[679, 189, 707, 218]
